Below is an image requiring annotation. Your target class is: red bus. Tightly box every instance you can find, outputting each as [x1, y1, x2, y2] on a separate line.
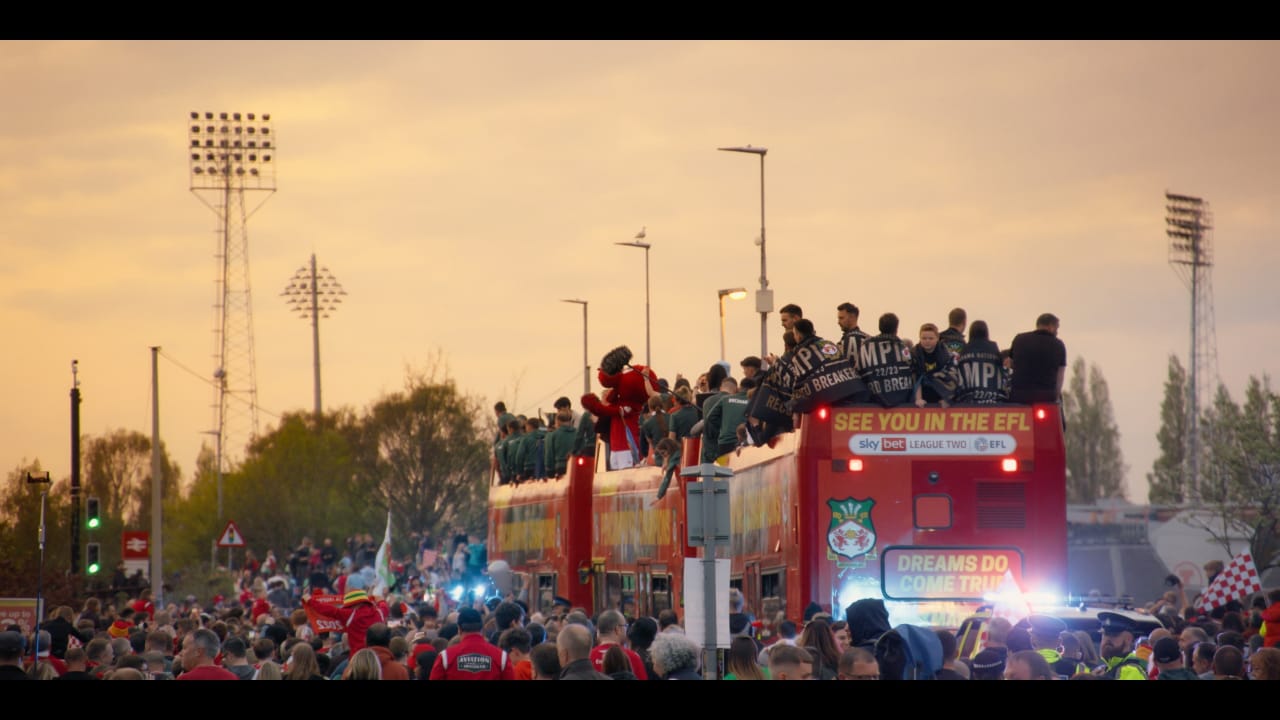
[488, 403, 1066, 629]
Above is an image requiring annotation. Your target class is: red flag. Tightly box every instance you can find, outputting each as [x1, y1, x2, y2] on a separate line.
[1194, 552, 1263, 613]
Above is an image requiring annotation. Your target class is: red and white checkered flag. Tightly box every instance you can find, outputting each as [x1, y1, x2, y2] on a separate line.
[66, 634, 82, 650]
[1194, 552, 1263, 613]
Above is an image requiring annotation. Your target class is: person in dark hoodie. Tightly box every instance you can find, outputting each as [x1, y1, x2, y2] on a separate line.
[953, 320, 1008, 405]
[845, 598, 892, 654]
[911, 323, 957, 407]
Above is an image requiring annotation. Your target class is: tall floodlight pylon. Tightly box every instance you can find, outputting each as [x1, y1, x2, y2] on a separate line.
[1166, 191, 1219, 500]
[188, 111, 277, 480]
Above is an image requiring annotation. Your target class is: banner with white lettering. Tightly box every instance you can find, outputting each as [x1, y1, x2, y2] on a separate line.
[789, 337, 869, 413]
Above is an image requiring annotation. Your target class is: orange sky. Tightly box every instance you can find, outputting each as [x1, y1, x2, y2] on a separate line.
[2, 40, 1277, 503]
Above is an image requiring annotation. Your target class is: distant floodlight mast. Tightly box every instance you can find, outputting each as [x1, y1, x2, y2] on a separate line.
[1166, 191, 1218, 501]
[188, 110, 277, 518]
[281, 254, 347, 424]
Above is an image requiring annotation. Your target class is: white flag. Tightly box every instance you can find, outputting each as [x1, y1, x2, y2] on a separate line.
[373, 511, 394, 598]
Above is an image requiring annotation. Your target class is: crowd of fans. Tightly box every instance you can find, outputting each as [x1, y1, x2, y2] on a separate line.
[5, 553, 1277, 680]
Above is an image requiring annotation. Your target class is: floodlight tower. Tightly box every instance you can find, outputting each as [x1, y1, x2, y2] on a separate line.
[1166, 191, 1219, 500]
[282, 254, 347, 425]
[188, 111, 277, 473]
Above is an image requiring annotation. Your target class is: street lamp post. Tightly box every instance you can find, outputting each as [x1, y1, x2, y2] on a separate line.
[28, 471, 52, 657]
[561, 299, 589, 395]
[717, 145, 770, 358]
[718, 288, 748, 363]
[614, 229, 651, 367]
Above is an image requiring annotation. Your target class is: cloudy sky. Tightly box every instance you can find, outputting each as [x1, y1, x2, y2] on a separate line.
[2, 40, 1276, 503]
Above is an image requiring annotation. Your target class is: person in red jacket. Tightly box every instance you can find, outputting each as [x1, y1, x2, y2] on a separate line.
[353, 623, 409, 680]
[1261, 589, 1280, 649]
[129, 588, 155, 623]
[429, 607, 516, 680]
[303, 580, 385, 656]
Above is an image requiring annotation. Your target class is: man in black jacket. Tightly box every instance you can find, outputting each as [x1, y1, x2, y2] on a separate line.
[557, 624, 611, 680]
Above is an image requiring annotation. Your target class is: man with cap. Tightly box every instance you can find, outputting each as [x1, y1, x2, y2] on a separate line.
[1152, 637, 1198, 680]
[302, 572, 385, 656]
[1027, 614, 1084, 678]
[969, 647, 1005, 680]
[1095, 612, 1148, 679]
[0, 631, 29, 680]
[429, 607, 516, 680]
[551, 596, 572, 620]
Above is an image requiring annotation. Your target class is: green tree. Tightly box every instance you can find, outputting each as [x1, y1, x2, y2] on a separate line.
[1148, 355, 1188, 504]
[0, 460, 82, 604]
[352, 367, 490, 553]
[1190, 378, 1280, 570]
[167, 411, 366, 578]
[1063, 356, 1128, 503]
[82, 429, 180, 528]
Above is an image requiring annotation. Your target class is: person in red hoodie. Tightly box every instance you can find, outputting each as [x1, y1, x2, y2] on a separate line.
[302, 575, 384, 656]
[351, 623, 408, 680]
[1260, 588, 1280, 649]
[129, 588, 156, 623]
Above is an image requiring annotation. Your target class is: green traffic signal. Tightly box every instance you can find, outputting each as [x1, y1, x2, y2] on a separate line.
[86, 497, 101, 529]
[86, 542, 101, 574]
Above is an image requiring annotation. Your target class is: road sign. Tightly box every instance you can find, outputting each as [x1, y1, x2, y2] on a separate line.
[122, 531, 150, 560]
[217, 520, 245, 548]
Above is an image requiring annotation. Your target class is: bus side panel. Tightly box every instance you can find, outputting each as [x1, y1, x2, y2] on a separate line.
[591, 465, 685, 618]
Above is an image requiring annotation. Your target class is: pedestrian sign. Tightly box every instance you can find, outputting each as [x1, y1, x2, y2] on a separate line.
[217, 520, 245, 548]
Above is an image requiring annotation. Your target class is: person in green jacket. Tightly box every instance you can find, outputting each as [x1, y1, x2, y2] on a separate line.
[515, 417, 549, 481]
[496, 419, 522, 485]
[667, 386, 700, 441]
[545, 410, 577, 478]
[698, 377, 734, 464]
[707, 377, 754, 459]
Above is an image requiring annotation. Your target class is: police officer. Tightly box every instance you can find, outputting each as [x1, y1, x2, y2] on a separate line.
[1027, 615, 1085, 678]
[429, 607, 516, 680]
[1095, 612, 1148, 680]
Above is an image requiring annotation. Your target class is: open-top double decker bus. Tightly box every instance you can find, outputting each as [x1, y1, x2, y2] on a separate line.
[489, 402, 1066, 629]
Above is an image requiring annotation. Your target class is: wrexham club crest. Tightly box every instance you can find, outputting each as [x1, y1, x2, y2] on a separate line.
[827, 497, 877, 567]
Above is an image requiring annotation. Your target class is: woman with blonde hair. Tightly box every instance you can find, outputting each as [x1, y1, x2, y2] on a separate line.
[284, 642, 326, 680]
[344, 648, 382, 680]
[254, 660, 283, 680]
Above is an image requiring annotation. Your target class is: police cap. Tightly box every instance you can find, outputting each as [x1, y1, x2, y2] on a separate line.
[1027, 614, 1067, 638]
[552, 595, 572, 608]
[1097, 611, 1137, 635]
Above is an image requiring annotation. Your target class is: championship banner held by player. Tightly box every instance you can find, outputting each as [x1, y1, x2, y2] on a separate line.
[788, 337, 868, 414]
[303, 593, 346, 634]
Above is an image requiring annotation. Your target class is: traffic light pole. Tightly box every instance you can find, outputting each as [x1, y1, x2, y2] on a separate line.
[150, 346, 163, 607]
[70, 360, 81, 575]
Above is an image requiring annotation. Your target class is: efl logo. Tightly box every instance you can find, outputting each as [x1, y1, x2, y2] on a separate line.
[882, 437, 907, 452]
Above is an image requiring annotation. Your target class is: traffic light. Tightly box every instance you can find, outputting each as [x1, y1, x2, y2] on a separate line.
[86, 496, 101, 529]
[86, 542, 101, 574]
